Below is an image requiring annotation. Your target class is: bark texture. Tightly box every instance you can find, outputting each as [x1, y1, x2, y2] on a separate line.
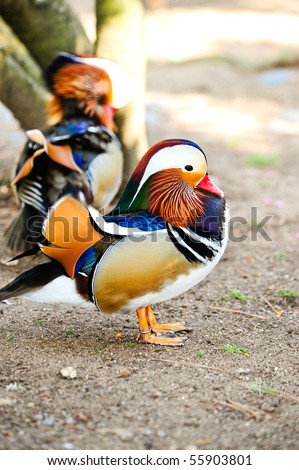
[0, 17, 47, 129]
[96, 0, 148, 187]
[0, 0, 92, 69]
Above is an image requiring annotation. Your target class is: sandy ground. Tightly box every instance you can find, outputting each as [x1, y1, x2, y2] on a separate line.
[0, 0, 299, 451]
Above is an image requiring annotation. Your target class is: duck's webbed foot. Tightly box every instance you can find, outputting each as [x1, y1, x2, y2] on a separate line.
[145, 305, 192, 334]
[136, 305, 190, 347]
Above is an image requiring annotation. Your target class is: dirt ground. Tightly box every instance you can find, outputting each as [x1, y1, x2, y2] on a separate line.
[0, 0, 299, 451]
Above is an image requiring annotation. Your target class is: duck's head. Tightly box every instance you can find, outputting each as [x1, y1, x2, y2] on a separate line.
[44, 52, 132, 128]
[114, 139, 224, 227]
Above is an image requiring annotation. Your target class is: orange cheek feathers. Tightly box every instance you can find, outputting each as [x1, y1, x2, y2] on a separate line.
[180, 161, 207, 188]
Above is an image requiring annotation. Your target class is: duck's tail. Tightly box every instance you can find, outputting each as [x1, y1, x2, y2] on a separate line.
[4, 205, 44, 254]
[0, 262, 63, 302]
[0, 197, 102, 304]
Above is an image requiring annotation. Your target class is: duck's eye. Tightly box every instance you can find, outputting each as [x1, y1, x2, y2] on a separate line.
[184, 165, 193, 171]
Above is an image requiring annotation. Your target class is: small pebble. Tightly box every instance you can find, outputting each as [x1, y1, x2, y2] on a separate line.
[42, 415, 55, 426]
[143, 428, 153, 436]
[119, 368, 130, 378]
[6, 382, 25, 392]
[60, 366, 77, 379]
[63, 442, 74, 449]
[118, 430, 133, 441]
[0, 398, 14, 406]
[197, 438, 214, 447]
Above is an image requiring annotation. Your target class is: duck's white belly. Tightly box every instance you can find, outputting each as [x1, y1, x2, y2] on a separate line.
[127, 221, 229, 312]
[140, 251, 223, 307]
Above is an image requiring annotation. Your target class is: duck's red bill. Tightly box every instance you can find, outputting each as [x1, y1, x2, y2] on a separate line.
[197, 175, 223, 197]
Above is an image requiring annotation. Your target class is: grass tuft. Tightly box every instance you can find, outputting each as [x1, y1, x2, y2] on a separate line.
[5, 335, 14, 343]
[277, 289, 298, 298]
[274, 251, 285, 261]
[230, 289, 251, 301]
[245, 154, 279, 167]
[223, 344, 249, 356]
[196, 351, 206, 358]
[63, 328, 76, 334]
[251, 381, 278, 395]
[124, 341, 136, 348]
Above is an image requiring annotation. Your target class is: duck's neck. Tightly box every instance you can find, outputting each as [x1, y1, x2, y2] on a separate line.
[193, 190, 227, 239]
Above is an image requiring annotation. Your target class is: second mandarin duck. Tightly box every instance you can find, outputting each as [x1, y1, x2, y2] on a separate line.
[0, 139, 229, 346]
[5, 52, 132, 252]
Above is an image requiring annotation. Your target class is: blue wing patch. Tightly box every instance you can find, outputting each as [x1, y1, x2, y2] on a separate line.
[49, 120, 91, 141]
[104, 211, 166, 232]
[75, 246, 97, 276]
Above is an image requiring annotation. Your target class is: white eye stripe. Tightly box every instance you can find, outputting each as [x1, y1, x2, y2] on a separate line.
[75, 57, 132, 109]
[129, 145, 206, 208]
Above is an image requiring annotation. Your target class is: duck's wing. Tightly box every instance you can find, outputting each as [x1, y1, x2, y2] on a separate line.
[102, 211, 166, 236]
[13, 118, 121, 205]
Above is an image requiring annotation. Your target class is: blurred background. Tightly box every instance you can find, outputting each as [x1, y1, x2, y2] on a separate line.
[1, 1, 299, 176]
[1, 0, 299, 264]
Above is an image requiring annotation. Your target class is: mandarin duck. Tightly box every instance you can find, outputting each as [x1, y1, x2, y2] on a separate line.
[0, 139, 229, 346]
[5, 52, 132, 253]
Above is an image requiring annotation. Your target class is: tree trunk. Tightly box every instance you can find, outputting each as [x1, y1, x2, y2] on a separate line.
[95, 0, 148, 187]
[0, 0, 92, 70]
[0, 18, 47, 129]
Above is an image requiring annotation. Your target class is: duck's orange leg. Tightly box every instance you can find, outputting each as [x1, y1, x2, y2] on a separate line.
[145, 305, 192, 334]
[136, 307, 187, 346]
